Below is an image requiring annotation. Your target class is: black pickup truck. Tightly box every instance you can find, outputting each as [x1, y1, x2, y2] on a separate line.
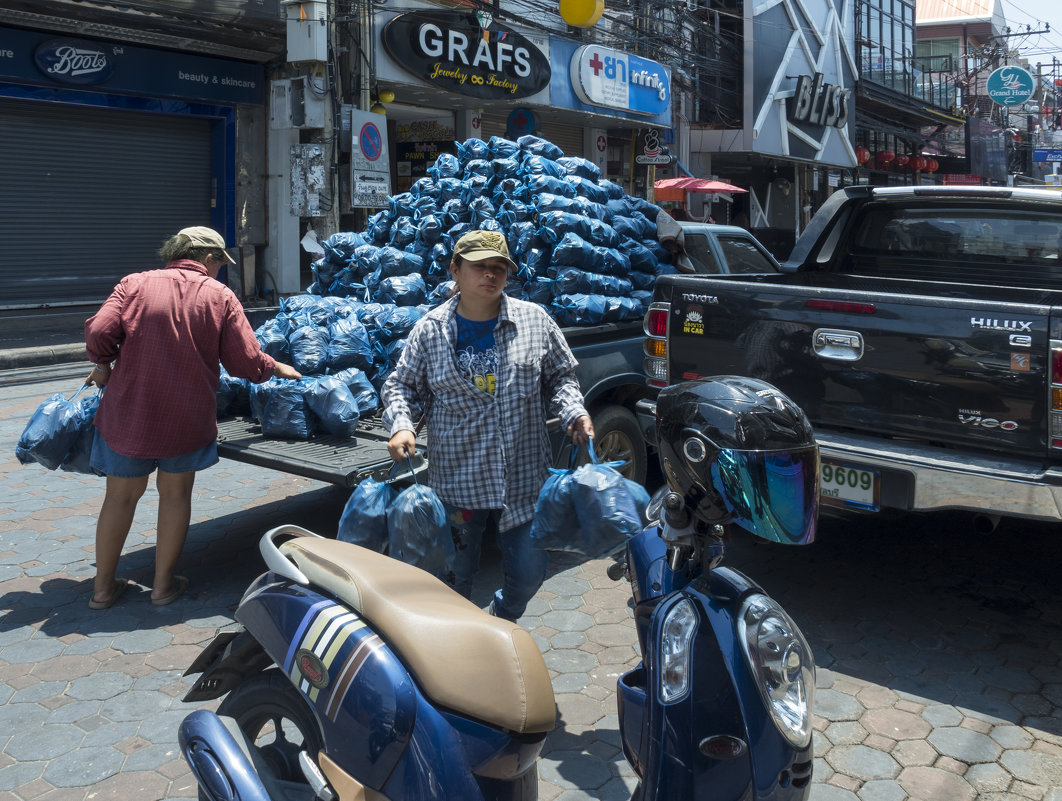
[641, 186, 1062, 525]
[218, 222, 777, 488]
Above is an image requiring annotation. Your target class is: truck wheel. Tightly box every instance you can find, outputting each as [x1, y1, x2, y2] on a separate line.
[591, 405, 647, 485]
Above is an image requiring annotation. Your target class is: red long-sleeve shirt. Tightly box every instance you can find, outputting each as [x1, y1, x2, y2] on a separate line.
[85, 260, 275, 458]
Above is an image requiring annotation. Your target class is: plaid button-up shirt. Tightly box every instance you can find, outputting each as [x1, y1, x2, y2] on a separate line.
[382, 294, 588, 531]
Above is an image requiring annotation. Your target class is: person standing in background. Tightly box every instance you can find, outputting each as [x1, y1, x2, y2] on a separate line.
[84, 226, 301, 610]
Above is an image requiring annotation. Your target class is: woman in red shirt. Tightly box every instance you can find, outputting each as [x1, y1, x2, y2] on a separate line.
[84, 226, 300, 609]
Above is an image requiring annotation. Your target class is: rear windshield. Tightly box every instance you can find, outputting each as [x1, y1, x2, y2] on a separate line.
[845, 203, 1062, 286]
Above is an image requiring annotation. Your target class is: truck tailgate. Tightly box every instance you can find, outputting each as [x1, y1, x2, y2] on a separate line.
[217, 416, 405, 488]
[666, 276, 1051, 457]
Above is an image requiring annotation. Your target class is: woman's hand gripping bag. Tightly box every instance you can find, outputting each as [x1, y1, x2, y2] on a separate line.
[570, 440, 645, 554]
[387, 464, 455, 580]
[337, 477, 395, 552]
[529, 450, 581, 551]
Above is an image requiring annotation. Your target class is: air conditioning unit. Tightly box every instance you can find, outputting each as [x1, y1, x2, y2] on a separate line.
[270, 77, 326, 130]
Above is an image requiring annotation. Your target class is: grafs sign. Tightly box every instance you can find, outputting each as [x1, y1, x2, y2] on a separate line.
[382, 10, 550, 100]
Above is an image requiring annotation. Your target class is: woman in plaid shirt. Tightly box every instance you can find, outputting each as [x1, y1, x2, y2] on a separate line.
[383, 231, 594, 621]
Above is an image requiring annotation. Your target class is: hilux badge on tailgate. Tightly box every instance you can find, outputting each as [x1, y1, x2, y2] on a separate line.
[970, 317, 1032, 333]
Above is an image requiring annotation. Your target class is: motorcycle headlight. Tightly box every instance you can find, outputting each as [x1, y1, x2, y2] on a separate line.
[737, 594, 814, 748]
[658, 598, 698, 703]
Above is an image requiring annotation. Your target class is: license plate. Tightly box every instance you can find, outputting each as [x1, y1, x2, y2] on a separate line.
[820, 461, 880, 511]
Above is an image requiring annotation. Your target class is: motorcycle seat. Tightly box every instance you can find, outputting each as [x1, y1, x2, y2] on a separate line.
[279, 537, 557, 734]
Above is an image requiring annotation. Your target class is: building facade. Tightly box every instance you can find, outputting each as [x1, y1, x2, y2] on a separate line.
[0, 0, 285, 306]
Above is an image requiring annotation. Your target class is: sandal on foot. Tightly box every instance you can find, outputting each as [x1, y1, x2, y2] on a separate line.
[88, 578, 132, 610]
[151, 575, 190, 606]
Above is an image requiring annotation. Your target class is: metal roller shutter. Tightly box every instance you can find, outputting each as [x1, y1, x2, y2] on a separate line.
[0, 98, 212, 308]
[478, 112, 585, 160]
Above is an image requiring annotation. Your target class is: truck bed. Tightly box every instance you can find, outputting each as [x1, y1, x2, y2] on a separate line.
[216, 415, 418, 489]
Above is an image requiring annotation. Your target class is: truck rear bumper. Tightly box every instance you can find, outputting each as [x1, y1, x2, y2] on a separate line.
[815, 430, 1062, 522]
[636, 399, 1062, 522]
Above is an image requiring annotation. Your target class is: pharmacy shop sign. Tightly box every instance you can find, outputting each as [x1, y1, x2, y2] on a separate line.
[987, 66, 1035, 106]
[382, 10, 550, 100]
[570, 45, 669, 116]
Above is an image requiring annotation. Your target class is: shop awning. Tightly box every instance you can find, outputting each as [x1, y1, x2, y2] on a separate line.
[654, 177, 747, 193]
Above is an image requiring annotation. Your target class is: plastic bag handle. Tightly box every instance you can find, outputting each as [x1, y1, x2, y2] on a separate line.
[565, 436, 598, 471]
[387, 454, 419, 485]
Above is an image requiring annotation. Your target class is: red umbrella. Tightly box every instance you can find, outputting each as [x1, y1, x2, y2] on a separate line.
[654, 177, 747, 194]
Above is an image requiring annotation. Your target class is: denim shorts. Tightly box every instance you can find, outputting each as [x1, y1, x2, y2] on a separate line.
[89, 433, 219, 478]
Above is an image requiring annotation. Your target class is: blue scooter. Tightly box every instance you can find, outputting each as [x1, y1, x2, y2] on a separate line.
[180, 376, 818, 801]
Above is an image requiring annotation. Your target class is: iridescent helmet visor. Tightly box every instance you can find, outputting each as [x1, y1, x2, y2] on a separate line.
[709, 446, 820, 545]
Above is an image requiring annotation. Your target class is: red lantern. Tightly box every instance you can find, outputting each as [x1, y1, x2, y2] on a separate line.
[855, 146, 870, 165]
[910, 156, 926, 171]
[894, 154, 910, 168]
[925, 158, 939, 173]
[877, 149, 896, 165]
[1055, 78, 1062, 87]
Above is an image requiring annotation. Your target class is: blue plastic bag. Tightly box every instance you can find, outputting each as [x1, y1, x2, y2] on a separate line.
[387, 467, 454, 579]
[60, 391, 101, 475]
[289, 323, 329, 376]
[529, 450, 581, 552]
[378, 274, 428, 306]
[456, 137, 491, 163]
[552, 268, 633, 298]
[304, 375, 360, 438]
[260, 381, 316, 440]
[570, 441, 644, 553]
[517, 134, 565, 160]
[327, 317, 374, 372]
[16, 384, 101, 472]
[255, 317, 291, 361]
[337, 477, 396, 551]
[330, 367, 379, 415]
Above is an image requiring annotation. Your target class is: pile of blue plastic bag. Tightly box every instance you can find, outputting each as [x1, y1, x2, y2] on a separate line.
[227, 134, 680, 439]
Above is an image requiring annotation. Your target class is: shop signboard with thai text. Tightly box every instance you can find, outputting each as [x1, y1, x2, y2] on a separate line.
[569, 45, 669, 116]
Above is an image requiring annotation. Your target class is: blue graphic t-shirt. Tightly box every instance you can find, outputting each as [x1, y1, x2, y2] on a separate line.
[454, 313, 499, 395]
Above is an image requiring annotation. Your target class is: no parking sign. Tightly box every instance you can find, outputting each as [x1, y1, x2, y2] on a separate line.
[351, 109, 391, 208]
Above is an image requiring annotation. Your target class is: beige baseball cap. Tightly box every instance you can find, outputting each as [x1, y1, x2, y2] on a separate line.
[452, 230, 516, 272]
[178, 226, 236, 264]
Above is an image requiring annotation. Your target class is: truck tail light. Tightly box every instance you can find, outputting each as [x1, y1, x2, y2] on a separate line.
[1050, 341, 1062, 448]
[643, 303, 670, 388]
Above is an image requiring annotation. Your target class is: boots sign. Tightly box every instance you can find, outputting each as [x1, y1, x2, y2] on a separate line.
[788, 73, 851, 129]
[382, 10, 550, 100]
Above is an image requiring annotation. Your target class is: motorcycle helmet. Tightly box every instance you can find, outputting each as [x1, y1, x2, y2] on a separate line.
[656, 376, 819, 545]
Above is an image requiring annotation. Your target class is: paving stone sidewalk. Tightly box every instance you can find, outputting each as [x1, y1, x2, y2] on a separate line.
[1, 368, 1061, 800]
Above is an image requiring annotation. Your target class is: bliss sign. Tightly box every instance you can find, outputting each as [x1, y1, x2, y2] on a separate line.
[570, 45, 669, 116]
[34, 39, 113, 85]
